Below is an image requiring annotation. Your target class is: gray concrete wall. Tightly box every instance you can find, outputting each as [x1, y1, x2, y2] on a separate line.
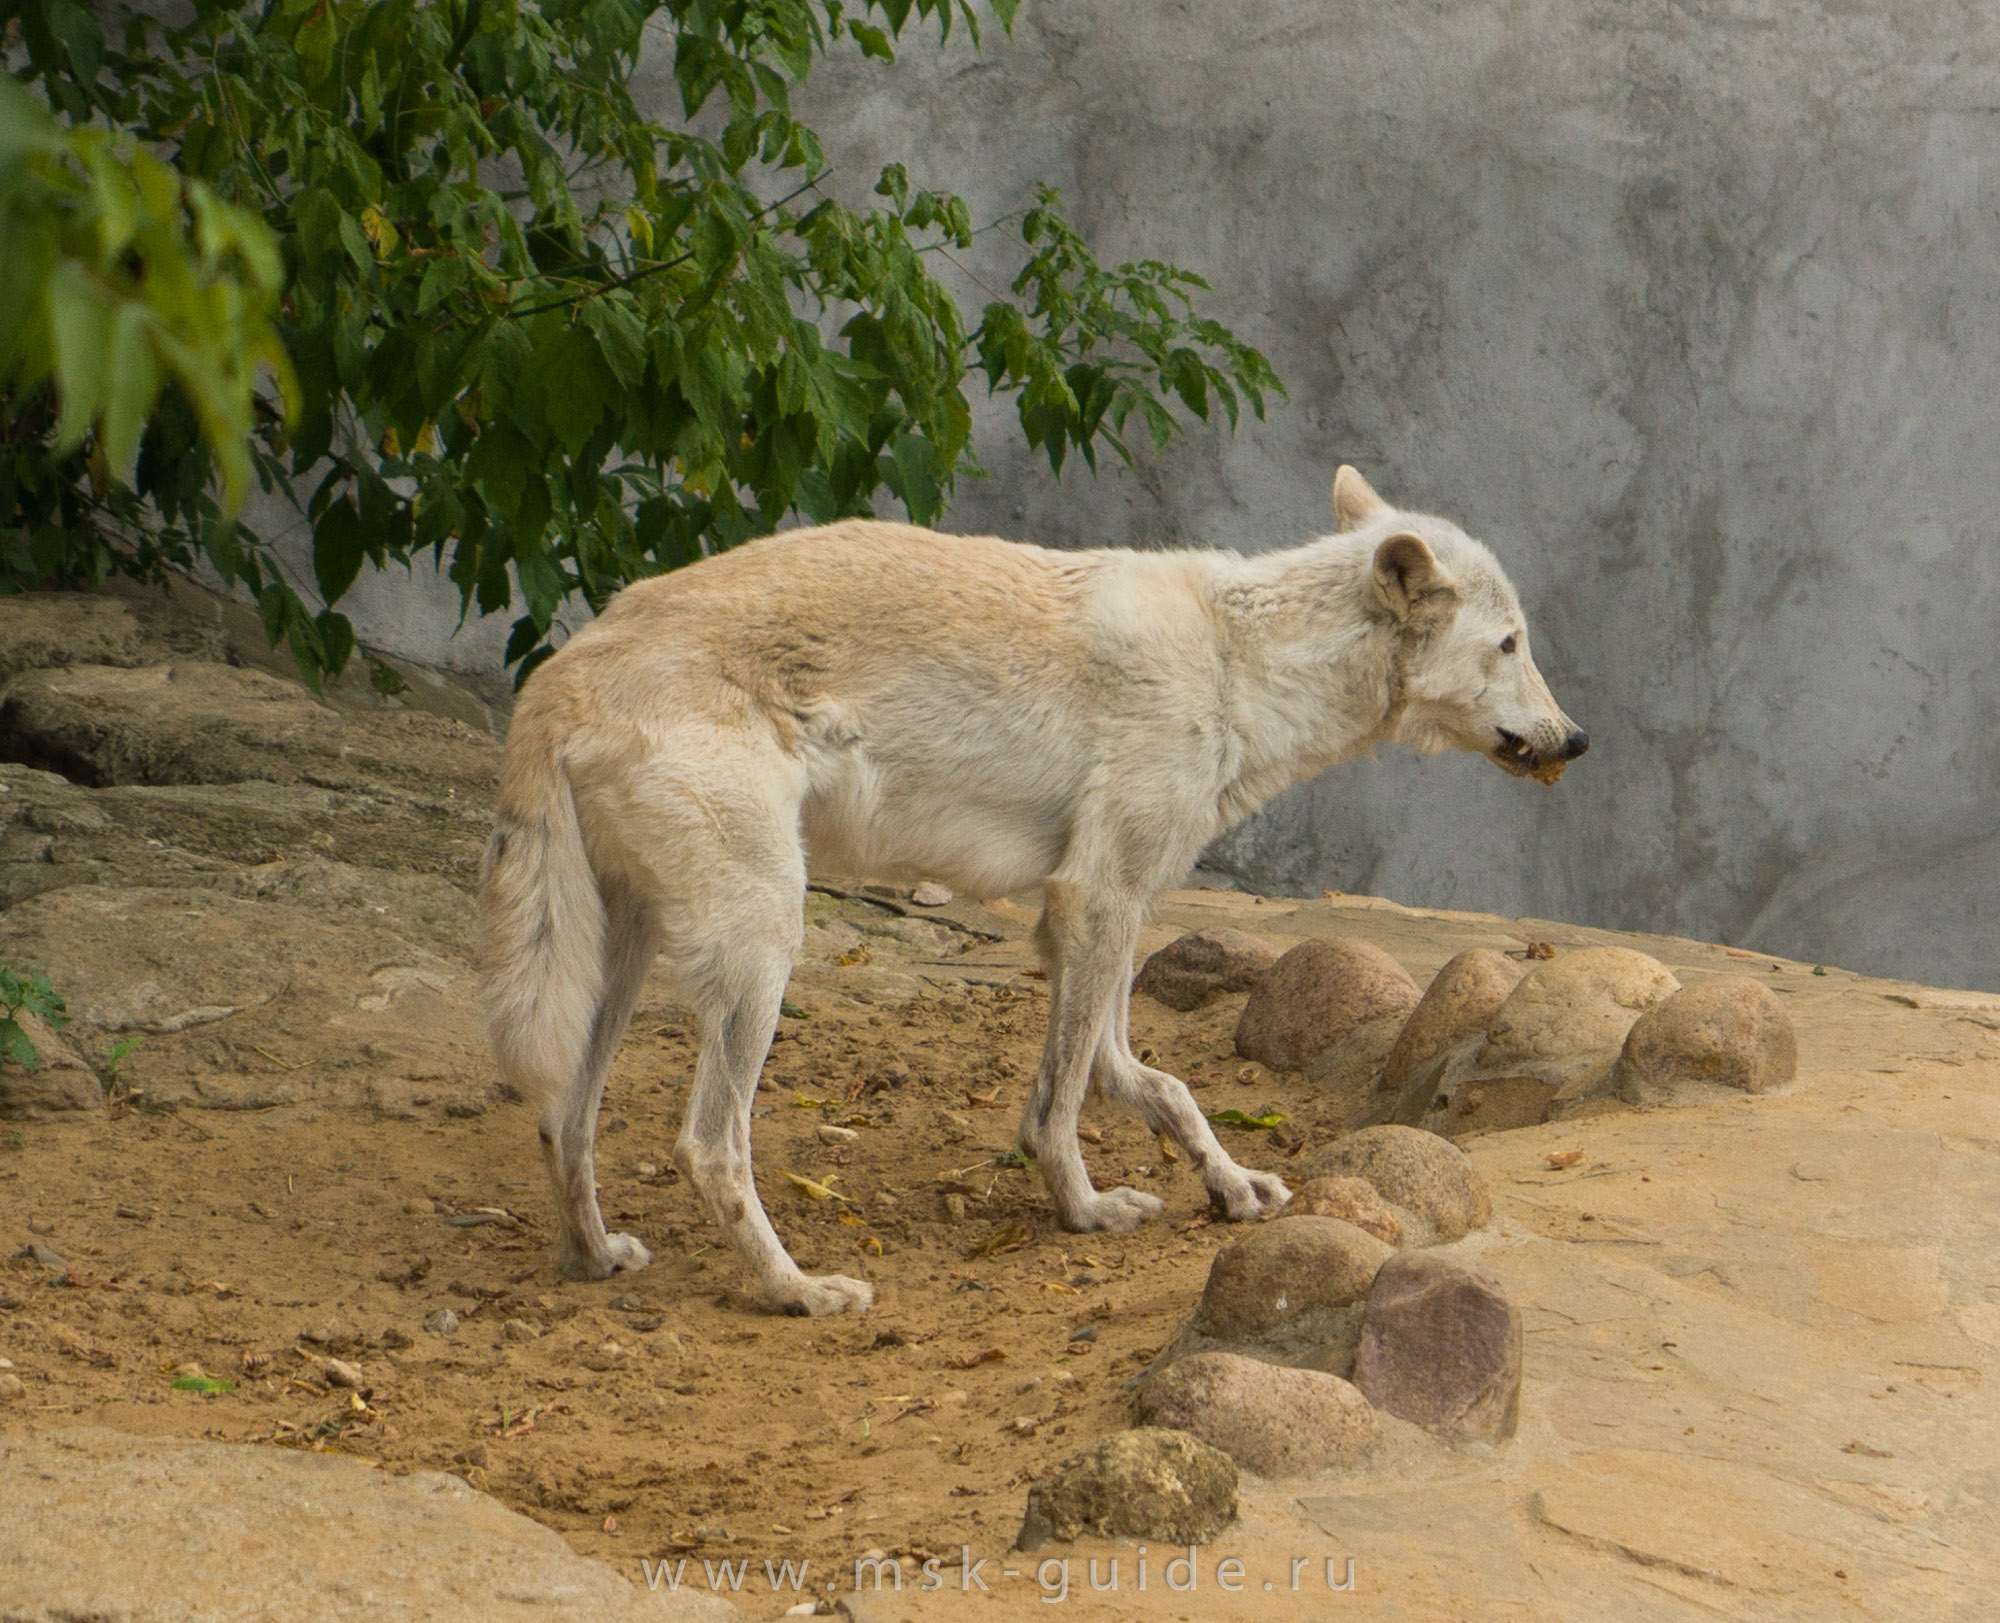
[322, 2, 2000, 991]
[780, 0, 2000, 991]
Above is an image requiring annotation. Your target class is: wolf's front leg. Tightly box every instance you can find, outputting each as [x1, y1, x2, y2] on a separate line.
[1092, 1040, 1290, 1220]
[1093, 986, 1290, 1220]
[1019, 878, 1165, 1233]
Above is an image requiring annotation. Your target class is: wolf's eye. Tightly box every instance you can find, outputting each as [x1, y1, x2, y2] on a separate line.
[1499, 634, 1517, 655]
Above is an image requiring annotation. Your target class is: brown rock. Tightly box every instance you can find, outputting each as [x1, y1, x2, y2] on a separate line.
[0, 662, 494, 798]
[1380, 950, 1525, 1099]
[1611, 976, 1798, 1101]
[1303, 1013, 1406, 1110]
[1308, 1125, 1492, 1243]
[1133, 928, 1279, 1011]
[1476, 947, 1681, 1079]
[1278, 1177, 1405, 1246]
[0, 594, 145, 683]
[1353, 1252, 1523, 1441]
[1235, 938, 1420, 1071]
[1135, 1352, 1377, 1476]
[1016, 1429, 1238, 1550]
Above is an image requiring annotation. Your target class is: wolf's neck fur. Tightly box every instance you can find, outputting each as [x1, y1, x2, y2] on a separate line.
[1204, 535, 1403, 824]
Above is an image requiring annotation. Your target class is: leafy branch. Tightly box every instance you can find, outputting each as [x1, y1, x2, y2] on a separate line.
[3, 0, 1281, 690]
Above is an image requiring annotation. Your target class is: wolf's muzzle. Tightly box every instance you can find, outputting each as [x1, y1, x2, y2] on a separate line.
[1494, 725, 1589, 780]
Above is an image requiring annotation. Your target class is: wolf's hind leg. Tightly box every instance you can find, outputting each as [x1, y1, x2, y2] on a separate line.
[672, 884, 873, 1318]
[542, 881, 660, 1279]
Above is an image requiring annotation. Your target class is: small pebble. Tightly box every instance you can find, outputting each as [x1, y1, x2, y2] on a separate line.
[502, 1319, 540, 1343]
[943, 1193, 967, 1223]
[323, 1358, 365, 1389]
[0, 1373, 24, 1401]
[611, 1292, 643, 1311]
[424, 1309, 460, 1337]
[911, 882, 954, 906]
[817, 1124, 859, 1145]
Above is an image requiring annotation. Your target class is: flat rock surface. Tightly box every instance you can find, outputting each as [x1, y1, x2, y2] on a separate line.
[0, 1426, 734, 1621]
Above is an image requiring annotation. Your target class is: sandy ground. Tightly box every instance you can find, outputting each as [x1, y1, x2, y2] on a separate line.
[8, 883, 2000, 1621]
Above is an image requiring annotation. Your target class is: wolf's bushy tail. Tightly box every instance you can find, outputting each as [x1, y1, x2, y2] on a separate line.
[480, 717, 604, 1111]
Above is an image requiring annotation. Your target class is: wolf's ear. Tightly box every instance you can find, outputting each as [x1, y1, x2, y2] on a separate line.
[1372, 532, 1450, 619]
[1333, 465, 1386, 532]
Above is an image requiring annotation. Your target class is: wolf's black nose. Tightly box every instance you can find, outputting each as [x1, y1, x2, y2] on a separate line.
[1563, 727, 1590, 760]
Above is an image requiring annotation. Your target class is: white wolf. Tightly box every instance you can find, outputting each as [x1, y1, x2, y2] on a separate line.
[480, 466, 1586, 1316]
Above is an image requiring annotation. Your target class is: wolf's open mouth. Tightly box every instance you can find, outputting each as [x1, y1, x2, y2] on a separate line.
[1491, 728, 1569, 785]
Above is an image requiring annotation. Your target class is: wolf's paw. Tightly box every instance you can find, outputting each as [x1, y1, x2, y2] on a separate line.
[1064, 1186, 1166, 1233]
[556, 1231, 654, 1282]
[1209, 1167, 1291, 1222]
[775, 1273, 874, 1318]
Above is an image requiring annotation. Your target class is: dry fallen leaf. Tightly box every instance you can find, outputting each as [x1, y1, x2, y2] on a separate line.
[783, 1171, 849, 1203]
[1546, 1149, 1586, 1170]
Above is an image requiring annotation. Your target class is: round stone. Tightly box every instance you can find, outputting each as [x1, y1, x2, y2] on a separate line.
[1015, 1428, 1238, 1550]
[1307, 1125, 1492, 1243]
[1612, 975, 1798, 1099]
[1197, 1216, 1394, 1340]
[1352, 1251, 1523, 1442]
[1380, 950, 1525, 1099]
[1235, 938, 1421, 1072]
[1476, 947, 1680, 1071]
[1135, 1352, 1377, 1476]
[1277, 1176, 1405, 1246]
[1133, 928, 1280, 1012]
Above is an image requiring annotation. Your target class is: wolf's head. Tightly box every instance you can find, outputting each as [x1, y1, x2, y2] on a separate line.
[1335, 466, 1587, 783]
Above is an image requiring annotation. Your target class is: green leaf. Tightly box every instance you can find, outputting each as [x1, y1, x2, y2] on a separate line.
[1204, 1109, 1286, 1130]
[98, 303, 162, 473]
[312, 498, 366, 604]
[46, 264, 113, 452]
[885, 431, 941, 527]
[171, 1375, 236, 1394]
[0, 1018, 40, 1072]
